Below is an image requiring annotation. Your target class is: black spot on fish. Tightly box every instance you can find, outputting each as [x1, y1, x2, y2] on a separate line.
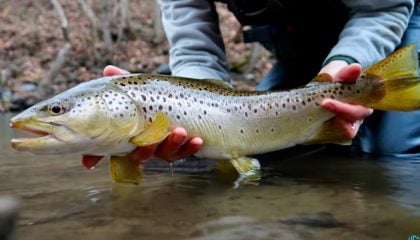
[159, 105, 163, 110]
[168, 106, 172, 111]
[240, 129, 244, 134]
[176, 115, 181, 120]
[149, 106, 153, 111]
[254, 109, 258, 113]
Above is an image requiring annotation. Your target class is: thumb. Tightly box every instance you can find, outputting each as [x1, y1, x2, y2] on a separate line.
[334, 63, 362, 83]
[103, 65, 130, 77]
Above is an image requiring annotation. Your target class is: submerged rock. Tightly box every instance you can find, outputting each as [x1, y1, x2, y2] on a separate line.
[279, 212, 346, 228]
[190, 216, 305, 240]
[0, 196, 20, 240]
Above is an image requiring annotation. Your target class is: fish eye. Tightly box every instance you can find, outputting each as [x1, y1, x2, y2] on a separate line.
[48, 103, 66, 115]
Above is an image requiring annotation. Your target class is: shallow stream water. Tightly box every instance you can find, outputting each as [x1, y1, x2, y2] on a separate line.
[1, 113, 419, 240]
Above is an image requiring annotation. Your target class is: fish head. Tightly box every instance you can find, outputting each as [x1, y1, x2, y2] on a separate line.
[10, 80, 144, 155]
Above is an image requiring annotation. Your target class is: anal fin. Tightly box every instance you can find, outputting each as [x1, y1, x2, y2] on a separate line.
[216, 157, 261, 187]
[304, 119, 351, 145]
[109, 155, 143, 184]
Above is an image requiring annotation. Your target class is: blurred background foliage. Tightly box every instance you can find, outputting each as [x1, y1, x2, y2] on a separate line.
[0, 0, 273, 111]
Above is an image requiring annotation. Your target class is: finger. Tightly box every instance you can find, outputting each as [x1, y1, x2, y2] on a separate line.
[322, 99, 373, 122]
[154, 127, 187, 160]
[334, 63, 362, 83]
[168, 137, 203, 162]
[332, 118, 362, 140]
[129, 144, 158, 166]
[319, 60, 348, 79]
[103, 65, 130, 76]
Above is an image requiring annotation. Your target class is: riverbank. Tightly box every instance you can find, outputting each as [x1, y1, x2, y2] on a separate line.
[0, 0, 273, 112]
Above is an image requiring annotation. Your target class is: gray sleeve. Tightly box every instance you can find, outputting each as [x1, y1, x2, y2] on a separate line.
[158, 0, 230, 81]
[325, 0, 414, 68]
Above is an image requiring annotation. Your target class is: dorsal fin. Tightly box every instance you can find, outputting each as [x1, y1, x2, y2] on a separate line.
[202, 79, 234, 89]
[364, 43, 419, 78]
[312, 73, 334, 83]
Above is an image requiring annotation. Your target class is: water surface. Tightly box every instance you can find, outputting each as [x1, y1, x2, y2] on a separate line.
[1, 113, 419, 239]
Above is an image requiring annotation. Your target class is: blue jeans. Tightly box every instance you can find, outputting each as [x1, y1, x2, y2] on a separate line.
[257, 6, 420, 154]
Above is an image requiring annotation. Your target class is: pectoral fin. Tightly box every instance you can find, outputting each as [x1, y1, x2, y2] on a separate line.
[109, 155, 143, 184]
[304, 119, 351, 145]
[130, 112, 170, 147]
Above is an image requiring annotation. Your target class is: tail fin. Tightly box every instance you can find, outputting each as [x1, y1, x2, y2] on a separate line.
[362, 44, 420, 111]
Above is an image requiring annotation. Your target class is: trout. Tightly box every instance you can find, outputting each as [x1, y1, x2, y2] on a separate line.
[10, 44, 420, 184]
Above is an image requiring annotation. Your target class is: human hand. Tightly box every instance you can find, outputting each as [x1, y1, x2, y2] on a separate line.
[318, 60, 373, 139]
[102, 65, 203, 165]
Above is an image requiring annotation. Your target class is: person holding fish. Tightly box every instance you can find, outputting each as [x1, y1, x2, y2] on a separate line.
[106, 0, 418, 163]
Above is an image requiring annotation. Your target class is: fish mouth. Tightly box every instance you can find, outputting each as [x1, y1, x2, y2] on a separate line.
[9, 119, 60, 150]
[10, 121, 50, 137]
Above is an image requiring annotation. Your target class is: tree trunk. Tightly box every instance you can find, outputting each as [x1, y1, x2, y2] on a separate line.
[101, 0, 113, 48]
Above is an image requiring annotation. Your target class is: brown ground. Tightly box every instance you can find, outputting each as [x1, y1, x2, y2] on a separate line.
[0, 0, 273, 111]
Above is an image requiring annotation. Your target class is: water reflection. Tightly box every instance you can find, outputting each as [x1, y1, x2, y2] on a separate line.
[1, 113, 420, 239]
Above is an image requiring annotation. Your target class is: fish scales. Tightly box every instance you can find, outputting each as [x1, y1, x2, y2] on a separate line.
[110, 74, 361, 159]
